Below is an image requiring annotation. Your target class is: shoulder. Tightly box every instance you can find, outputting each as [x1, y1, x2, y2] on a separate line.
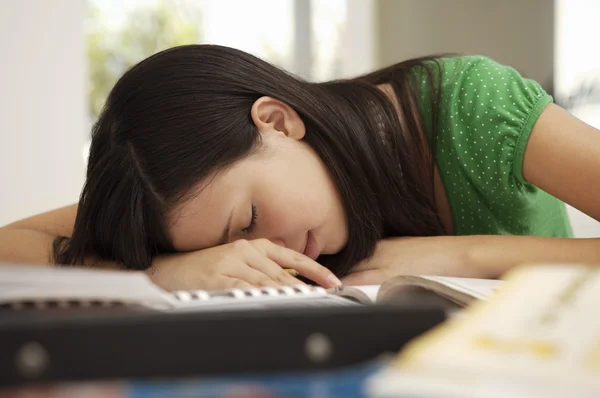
[434, 54, 551, 137]
[413, 55, 543, 122]
[434, 54, 553, 184]
[433, 55, 548, 102]
[413, 55, 499, 84]
[432, 55, 514, 76]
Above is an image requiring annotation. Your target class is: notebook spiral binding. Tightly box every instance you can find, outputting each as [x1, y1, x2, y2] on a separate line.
[1, 300, 128, 311]
[171, 285, 327, 302]
[1, 285, 329, 311]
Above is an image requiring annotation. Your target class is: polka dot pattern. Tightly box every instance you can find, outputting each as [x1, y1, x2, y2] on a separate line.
[417, 56, 573, 237]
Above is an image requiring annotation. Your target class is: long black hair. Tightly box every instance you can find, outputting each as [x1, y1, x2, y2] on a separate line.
[54, 44, 446, 277]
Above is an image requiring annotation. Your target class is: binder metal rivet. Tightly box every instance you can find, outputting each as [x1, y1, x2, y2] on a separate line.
[305, 333, 332, 363]
[15, 342, 49, 378]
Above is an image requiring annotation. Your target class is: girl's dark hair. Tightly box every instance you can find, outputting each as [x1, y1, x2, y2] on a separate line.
[54, 44, 446, 277]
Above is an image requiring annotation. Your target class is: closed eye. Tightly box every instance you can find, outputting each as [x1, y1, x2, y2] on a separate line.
[242, 204, 258, 234]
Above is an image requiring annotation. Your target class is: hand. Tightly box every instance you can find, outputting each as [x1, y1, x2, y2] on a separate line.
[146, 238, 342, 291]
[340, 237, 470, 285]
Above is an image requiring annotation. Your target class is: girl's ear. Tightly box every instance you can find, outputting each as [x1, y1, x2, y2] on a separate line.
[250, 96, 306, 140]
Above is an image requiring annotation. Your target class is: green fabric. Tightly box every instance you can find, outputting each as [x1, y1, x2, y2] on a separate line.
[416, 55, 572, 237]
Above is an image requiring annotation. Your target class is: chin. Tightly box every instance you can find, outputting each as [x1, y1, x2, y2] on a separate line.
[322, 236, 348, 256]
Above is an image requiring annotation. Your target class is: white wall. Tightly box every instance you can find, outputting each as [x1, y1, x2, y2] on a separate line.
[0, 0, 86, 226]
[375, 0, 554, 90]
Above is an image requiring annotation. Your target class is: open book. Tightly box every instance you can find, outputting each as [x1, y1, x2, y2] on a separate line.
[337, 275, 501, 307]
[0, 264, 501, 312]
[367, 264, 600, 398]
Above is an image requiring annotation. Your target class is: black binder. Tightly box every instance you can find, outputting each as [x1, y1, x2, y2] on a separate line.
[0, 304, 445, 388]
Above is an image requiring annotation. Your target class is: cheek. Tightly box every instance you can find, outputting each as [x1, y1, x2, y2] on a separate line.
[256, 183, 319, 236]
[255, 148, 331, 232]
[259, 199, 302, 233]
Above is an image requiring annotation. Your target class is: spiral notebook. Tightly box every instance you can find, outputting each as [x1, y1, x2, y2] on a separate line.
[0, 266, 455, 388]
[1, 264, 499, 313]
[0, 264, 365, 312]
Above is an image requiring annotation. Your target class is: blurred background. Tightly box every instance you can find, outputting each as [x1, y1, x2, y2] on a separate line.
[0, 0, 599, 236]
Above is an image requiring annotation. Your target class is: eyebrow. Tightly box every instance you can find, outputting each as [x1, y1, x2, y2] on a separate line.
[219, 208, 234, 246]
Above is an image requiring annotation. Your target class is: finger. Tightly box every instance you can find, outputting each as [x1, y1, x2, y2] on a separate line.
[226, 264, 280, 288]
[257, 241, 342, 288]
[241, 244, 305, 286]
[228, 240, 289, 286]
[247, 255, 307, 286]
[224, 277, 259, 290]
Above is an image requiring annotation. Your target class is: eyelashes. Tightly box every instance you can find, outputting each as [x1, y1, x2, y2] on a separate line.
[242, 204, 258, 234]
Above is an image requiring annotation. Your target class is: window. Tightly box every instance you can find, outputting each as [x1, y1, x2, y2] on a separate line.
[555, 0, 600, 128]
[86, 0, 353, 121]
[83, 0, 361, 162]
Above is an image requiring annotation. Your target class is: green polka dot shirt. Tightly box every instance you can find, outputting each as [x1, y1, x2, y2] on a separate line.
[417, 55, 572, 237]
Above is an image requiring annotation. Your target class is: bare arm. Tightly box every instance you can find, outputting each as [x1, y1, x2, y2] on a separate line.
[0, 205, 131, 271]
[0, 204, 78, 265]
[0, 205, 122, 269]
[463, 104, 600, 276]
[0, 205, 340, 291]
[471, 103, 600, 275]
[343, 104, 600, 284]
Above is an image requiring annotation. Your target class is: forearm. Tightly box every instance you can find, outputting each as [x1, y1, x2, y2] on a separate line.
[354, 235, 600, 285]
[463, 235, 600, 278]
[0, 226, 121, 269]
[0, 205, 79, 266]
[0, 227, 56, 265]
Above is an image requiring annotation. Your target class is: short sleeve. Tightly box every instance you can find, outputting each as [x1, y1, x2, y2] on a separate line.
[420, 56, 570, 237]
[437, 56, 552, 185]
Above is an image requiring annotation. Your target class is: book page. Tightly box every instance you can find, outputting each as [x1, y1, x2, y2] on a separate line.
[421, 276, 502, 300]
[0, 264, 179, 309]
[377, 275, 501, 307]
[368, 265, 600, 398]
[327, 285, 380, 304]
[352, 285, 381, 302]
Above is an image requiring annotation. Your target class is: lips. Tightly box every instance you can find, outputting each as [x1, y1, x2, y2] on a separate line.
[302, 231, 319, 260]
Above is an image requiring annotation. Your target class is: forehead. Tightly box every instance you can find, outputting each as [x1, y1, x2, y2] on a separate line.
[168, 165, 248, 251]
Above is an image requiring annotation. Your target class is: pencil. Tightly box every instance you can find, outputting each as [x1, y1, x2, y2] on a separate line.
[284, 268, 300, 277]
